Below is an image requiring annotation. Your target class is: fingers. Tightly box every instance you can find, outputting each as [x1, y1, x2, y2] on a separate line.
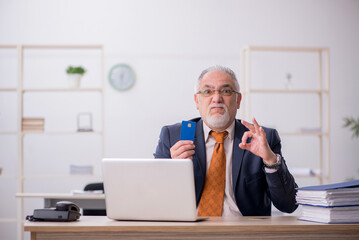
[241, 131, 252, 145]
[239, 118, 271, 158]
[239, 131, 252, 150]
[241, 119, 254, 131]
[259, 126, 266, 137]
[239, 142, 249, 150]
[242, 118, 262, 136]
[252, 117, 261, 134]
[171, 140, 193, 151]
[170, 140, 195, 159]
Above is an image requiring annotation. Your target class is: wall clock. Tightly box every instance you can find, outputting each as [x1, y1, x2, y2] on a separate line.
[108, 64, 136, 91]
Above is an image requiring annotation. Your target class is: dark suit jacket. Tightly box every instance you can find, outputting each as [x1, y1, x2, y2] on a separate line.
[154, 118, 298, 216]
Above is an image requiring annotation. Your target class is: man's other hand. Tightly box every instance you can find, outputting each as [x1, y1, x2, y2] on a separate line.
[239, 118, 277, 164]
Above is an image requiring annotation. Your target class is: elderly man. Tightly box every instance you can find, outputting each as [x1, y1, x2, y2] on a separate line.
[154, 66, 297, 216]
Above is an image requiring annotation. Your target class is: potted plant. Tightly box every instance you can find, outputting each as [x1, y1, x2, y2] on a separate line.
[343, 116, 359, 180]
[343, 117, 359, 138]
[66, 66, 86, 88]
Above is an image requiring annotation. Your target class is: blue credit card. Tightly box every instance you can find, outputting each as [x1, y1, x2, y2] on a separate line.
[180, 121, 196, 141]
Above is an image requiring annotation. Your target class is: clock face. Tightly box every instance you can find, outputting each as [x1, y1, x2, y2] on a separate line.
[108, 64, 135, 91]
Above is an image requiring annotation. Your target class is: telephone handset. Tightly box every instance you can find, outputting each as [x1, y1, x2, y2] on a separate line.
[26, 201, 81, 222]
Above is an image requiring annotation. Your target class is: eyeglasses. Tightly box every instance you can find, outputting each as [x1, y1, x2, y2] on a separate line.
[196, 88, 240, 97]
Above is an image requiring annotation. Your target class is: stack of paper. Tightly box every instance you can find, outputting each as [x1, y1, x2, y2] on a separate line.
[296, 179, 359, 223]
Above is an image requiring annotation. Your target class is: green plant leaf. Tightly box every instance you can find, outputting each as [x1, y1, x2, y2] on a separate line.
[66, 66, 86, 75]
[343, 117, 359, 138]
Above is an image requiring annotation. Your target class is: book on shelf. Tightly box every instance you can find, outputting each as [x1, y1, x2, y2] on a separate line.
[22, 117, 45, 132]
[22, 122, 44, 126]
[22, 118, 45, 124]
[296, 179, 359, 223]
[22, 127, 44, 132]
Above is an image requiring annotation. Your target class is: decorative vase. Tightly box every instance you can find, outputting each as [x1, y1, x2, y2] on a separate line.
[67, 74, 82, 88]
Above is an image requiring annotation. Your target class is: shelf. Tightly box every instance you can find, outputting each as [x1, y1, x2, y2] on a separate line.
[0, 175, 18, 179]
[22, 174, 102, 180]
[21, 131, 103, 135]
[0, 44, 105, 240]
[16, 193, 105, 199]
[22, 88, 103, 93]
[0, 131, 18, 135]
[292, 175, 322, 179]
[290, 168, 322, 178]
[0, 88, 17, 92]
[243, 89, 329, 94]
[279, 132, 329, 137]
[243, 45, 328, 52]
[0, 45, 17, 49]
[22, 45, 103, 49]
[240, 46, 330, 186]
[0, 218, 17, 223]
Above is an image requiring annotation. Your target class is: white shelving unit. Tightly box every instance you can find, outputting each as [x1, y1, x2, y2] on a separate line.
[0, 45, 104, 240]
[240, 46, 330, 185]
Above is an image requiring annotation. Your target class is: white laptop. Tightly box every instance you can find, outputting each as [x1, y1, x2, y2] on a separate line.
[102, 158, 200, 221]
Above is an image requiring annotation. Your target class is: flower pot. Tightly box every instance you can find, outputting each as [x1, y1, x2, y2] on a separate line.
[67, 74, 83, 88]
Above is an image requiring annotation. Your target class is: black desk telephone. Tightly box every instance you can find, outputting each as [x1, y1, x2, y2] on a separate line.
[26, 201, 81, 222]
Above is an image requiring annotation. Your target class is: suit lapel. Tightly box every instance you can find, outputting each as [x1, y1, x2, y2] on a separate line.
[232, 119, 246, 191]
[193, 119, 206, 178]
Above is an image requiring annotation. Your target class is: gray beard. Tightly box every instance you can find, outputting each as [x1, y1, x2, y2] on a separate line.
[205, 104, 230, 129]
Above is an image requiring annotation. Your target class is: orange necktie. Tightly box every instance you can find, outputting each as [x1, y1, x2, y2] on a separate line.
[197, 131, 228, 216]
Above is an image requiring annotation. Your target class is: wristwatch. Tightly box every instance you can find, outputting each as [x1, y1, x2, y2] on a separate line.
[263, 154, 282, 169]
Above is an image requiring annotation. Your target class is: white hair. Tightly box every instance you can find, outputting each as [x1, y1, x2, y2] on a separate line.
[195, 65, 240, 93]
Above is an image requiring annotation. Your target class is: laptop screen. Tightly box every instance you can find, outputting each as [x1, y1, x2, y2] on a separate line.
[102, 158, 198, 221]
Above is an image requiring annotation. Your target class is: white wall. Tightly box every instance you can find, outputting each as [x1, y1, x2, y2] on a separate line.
[1, 0, 359, 239]
[1, 0, 359, 205]
[1, 0, 359, 179]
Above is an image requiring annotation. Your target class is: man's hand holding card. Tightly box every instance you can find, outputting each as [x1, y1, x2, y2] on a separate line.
[170, 121, 196, 160]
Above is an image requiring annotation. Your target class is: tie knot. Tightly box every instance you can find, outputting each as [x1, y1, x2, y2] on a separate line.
[210, 131, 228, 144]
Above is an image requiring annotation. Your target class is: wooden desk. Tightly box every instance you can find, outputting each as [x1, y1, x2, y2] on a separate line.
[25, 216, 359, 240]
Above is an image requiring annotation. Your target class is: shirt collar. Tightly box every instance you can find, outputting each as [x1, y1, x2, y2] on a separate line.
[203, 120, 235, 142]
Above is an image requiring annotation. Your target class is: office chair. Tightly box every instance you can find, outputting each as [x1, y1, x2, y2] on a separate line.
[83, 182, 106, 216]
